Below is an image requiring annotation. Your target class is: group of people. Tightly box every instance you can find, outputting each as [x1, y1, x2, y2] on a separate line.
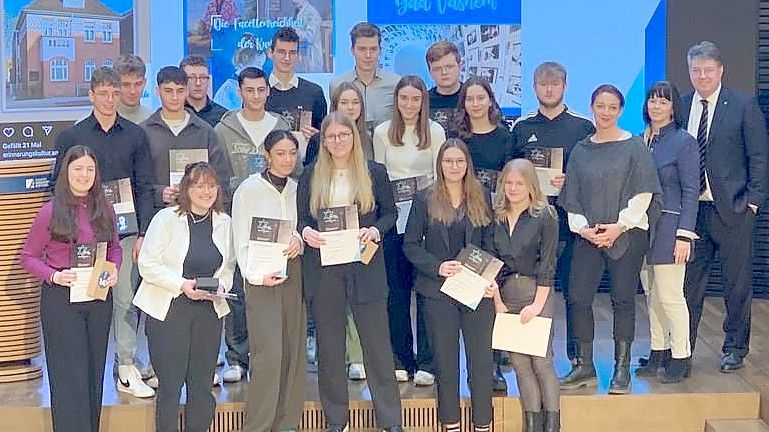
[17, 17, 767, 432]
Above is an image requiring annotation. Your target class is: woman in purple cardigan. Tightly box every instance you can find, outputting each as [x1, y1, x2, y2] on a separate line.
[21, 145, 121, 432]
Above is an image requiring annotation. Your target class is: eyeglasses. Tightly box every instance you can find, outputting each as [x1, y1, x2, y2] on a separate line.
[274, 49, 298, 59]
[187, 75, 210, 83]
[93, 90, 121, 100]
[441, 158, 467, 167]
[324, 131, 353, 142]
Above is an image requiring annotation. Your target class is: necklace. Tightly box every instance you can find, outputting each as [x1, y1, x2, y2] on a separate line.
[189, 210, 211, 224]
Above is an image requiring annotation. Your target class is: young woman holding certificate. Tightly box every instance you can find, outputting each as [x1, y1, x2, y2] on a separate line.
[403, 138, 496, 432]
[231, 130, 306, 431]
[373, 75, 445, 386]
[133, 162, 236, 432]
[21, 145, 120, 432]
[298, 111, 404, 432]
[488, 159, 560, 432]
[557, 85, 660, 394]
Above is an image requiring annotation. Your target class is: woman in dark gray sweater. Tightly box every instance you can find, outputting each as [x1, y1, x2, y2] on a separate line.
[557, 84, 661, 395]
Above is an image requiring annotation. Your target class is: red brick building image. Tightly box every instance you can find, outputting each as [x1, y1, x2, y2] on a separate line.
[11, 0, 124, 100]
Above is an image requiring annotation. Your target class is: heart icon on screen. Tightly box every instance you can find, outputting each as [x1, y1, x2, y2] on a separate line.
[2, 127, 13, 138]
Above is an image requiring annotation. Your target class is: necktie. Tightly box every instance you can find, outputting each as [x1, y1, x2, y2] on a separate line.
[697, 99, 709, 193]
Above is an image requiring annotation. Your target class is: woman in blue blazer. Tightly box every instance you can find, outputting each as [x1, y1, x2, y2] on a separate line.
[637, 81, 699, 383]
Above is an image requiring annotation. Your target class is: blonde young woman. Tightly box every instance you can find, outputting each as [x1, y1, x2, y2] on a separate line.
[374, 75, 445, 385]
[489, 159, 560, 432]
[298, 111, 403, 432]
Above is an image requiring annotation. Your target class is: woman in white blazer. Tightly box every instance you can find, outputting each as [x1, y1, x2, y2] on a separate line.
[134, 162, 236, 432]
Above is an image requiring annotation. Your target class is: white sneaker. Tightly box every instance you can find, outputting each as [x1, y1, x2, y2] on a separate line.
[216, 354, 225, 367]
[348, 363, 367, 380]
[222, 365, 245, 383]
[213, 372, 222, 387]
[117, 365, 155, 398]
[395, 369, 409, 382]
[413, 370, 435, 386]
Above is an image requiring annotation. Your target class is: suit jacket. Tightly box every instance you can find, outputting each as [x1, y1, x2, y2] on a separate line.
[403, 189, 492, 299]
[297, 160, 396, 304]
[646, 124, 700, 264]
[683, 87, 768, 224]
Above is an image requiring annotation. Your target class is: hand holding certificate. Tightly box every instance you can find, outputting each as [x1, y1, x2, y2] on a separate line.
[317, 205, 361, 266]
[440, 244, 503, 310]
[246, 217, 293, 282]
[525, 147, 564, 197]
[492, 313, 553, 357]
[69, 242, 117, 303]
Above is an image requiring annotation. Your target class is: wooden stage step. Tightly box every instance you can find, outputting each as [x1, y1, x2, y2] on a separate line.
[705, 419, 769, 432]
[0, 392, 761, 432]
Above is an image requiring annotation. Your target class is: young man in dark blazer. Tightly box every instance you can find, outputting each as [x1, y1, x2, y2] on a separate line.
[682, 41, 768, 372]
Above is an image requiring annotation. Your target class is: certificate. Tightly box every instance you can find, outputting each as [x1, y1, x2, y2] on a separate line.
[169, 149, 208, 186]
[246, 217, 293, 278]
[103, 178, 138, 235]
[70, 243, 97, 303]
[440, 244, 503, 310]
[525, 147, 563, 197]
[492, 313, 553, 357]
[392, 175, 431, 235]
[318, 205, 361, 266]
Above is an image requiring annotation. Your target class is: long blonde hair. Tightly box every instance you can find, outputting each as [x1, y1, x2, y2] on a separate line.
[309, 111, 375, 218]
[428, 138, 491, 227]
[493, 159, 550, 222]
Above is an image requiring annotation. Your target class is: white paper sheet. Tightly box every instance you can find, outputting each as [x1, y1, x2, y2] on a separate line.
[492, 313, 553, 357]
[319, 229, 361, 266]
[440, 267, 487, 310]
[69, 267, 97, 303]
[246, 240, 289, 277]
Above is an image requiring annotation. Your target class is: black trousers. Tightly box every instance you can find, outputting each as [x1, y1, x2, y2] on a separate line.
[146, 296, 222, 432]
[384, 232, 433, 373]
[41, 283, 112, 432]
[225, 264, 249, 369]
[556, 233, 576, 358]
[684, 203, 756, 357]
[424, 296, 494, 426]
[568, 229, 648, 342]
[312, 263, 402, 428]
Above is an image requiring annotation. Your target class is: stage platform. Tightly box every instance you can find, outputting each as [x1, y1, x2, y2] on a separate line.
[2, 293, 769, 431]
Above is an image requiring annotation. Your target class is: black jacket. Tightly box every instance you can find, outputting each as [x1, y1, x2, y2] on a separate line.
[297, 160, 396, 304]
[403, 189, 492, 299]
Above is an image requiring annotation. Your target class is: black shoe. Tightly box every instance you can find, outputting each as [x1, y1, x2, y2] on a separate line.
[659, 357, 691, 383]
[493, 364, 508, 392]
[636, 349, 670, 376]
[325, 425, 349, 432]
[523, 411, 543, 432]
[559, 341, 597, 390]
[608, 339, 632, 394]
[382, 426, 404, 432]
[720, 352, 744, 373]
[544, 410, 560, 432]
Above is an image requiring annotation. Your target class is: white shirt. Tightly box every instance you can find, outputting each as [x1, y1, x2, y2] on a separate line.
[237, 111, 279, 150]
[331, 169, 352, 207]
[231, 173, 302, 286]
[269, 73, 300, 91]
[373, 120, 446, 181]
[161, 112, 190, 136]
[686, 84, 722, 202]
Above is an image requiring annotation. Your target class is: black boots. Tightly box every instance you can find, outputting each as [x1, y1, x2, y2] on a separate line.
[658, 357, 691, 383]
[636, 349, 670, 376]
[609, 339, 632, 394]
[523, 411, 543, 432]
[544, 410, 560, 432]
[559, 342, 597, 390]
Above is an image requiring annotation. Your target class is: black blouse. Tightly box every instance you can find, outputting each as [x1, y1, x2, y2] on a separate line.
[182, 212, 223, 279]
[488, 206, 559, 287]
